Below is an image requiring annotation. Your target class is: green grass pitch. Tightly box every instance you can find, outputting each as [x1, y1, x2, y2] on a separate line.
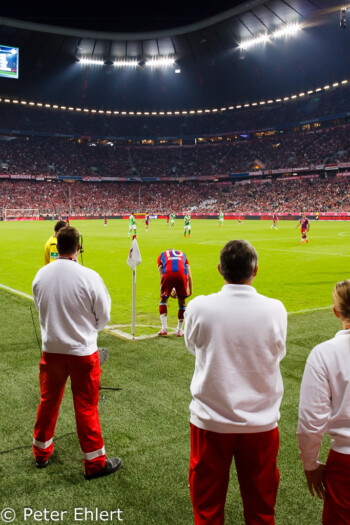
[0, 217, 349, 524]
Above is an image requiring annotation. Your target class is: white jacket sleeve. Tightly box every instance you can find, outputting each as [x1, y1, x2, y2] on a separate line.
[297, 358, 331, 470]
[92, 276, 111, 331]
[184, 300, 198, 356]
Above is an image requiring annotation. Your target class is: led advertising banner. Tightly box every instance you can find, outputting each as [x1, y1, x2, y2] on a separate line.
[0, 45, 19, 79]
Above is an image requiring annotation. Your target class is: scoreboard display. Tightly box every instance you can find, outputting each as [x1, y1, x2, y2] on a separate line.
[0, 45, 19, 79]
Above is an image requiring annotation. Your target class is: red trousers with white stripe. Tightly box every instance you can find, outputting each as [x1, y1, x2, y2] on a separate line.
[33, 351, 106, 475]
[189, 424, 280, 525]
[323, 450, 350, 525]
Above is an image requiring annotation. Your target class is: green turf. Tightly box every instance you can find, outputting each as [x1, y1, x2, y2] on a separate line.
[0, 218, 348, 524]
[1, 218, 349, 329]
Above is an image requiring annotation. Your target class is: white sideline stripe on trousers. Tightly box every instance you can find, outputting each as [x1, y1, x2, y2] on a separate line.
[33, 437, 53, 449]
[83, 446, 106, 461]
[0, 282, 333, 317]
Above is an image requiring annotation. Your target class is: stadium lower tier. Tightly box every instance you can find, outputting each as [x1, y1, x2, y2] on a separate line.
[0, 177, 349, 217]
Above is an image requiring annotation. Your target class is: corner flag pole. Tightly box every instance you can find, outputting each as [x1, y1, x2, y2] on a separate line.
[127, 237, 142, 340]
[132, 268, 136, 338]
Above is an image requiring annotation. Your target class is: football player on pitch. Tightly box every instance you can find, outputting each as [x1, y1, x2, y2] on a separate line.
[184, 214, 191, 237]
[271, 212, 278, 230]
[157, 249, 193, 337]
[144, 213, 150, 232]
[128, 212, 137, 238]
[296, 213, 310, 243]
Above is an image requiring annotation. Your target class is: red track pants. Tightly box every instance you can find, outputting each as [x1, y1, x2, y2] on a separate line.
[189, 424, 280, 525]
[323, 450, 350, 525]
[33, 351, 106, 476]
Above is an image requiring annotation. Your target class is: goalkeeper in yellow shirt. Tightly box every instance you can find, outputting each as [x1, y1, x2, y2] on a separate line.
[44, 220, 67, 264]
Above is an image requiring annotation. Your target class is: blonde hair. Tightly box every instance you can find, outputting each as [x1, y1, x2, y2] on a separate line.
[333, 280, 350, 321]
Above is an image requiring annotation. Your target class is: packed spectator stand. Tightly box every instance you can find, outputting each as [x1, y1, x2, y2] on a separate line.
[0, 84, 350, 217]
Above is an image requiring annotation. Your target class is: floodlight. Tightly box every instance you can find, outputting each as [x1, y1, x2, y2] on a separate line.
[114, 60, 138, 67]
[145, 57, 175, 68]
[340, 7, 346, 28]
[78, 57, 105, 66]
[239, 23, 301, 50]
[273, 23, 300, 39]
[239, 34, 269, 50]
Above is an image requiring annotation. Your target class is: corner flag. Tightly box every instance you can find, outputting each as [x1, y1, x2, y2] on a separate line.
[127, 237, 142, 271]
[127, 238, 142, 339]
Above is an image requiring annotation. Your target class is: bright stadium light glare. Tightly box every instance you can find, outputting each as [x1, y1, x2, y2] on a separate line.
[273, 23, 301, 40]
[79, 57, 105, 66]
[239, 23, 301, 50]
[239, 34, 269, 50]
[145, 57, 175, 68]
[113, 59, 138, 67]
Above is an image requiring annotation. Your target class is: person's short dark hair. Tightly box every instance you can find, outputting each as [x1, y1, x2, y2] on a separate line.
[219, 240, 258, 284]
[54, 220, 67, 233]
[57, 226, 80, 255]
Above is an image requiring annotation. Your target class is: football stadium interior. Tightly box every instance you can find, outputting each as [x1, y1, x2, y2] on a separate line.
[0, 0, 350, 523]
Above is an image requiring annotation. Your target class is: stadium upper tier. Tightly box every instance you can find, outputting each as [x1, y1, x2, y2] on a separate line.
[0, 83, 349, 140]
[0, 122, 349, 179]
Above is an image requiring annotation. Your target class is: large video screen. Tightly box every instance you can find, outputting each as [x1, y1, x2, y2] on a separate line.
[0, 45, 19, 79]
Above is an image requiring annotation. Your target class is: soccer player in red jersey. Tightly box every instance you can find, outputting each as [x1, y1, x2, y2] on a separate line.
[296, 213, 310, 243]
[144, 213, 150, 232]
[157, 249, 193, 337]
[271, 212, 278, 230]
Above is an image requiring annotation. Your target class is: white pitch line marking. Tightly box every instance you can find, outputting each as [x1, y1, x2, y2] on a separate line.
[266, 248, 350, 257]
[0, 283, 33, 301]
[0, 282, 334, 317]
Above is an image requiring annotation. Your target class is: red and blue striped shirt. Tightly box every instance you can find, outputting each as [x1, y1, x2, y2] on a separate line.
[158, 250, 189, 275]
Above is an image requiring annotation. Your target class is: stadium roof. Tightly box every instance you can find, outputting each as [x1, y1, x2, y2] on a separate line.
[0, 0, 348, 111]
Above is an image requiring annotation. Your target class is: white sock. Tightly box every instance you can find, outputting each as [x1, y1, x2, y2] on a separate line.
[160, 314, 167, 330]
[177, 319, 184, 332]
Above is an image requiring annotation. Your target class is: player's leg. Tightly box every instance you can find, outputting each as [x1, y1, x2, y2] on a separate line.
[322, 449, 350, 525]
[158, 277, 169, 335]
[234, 428, 280, 525]
[159, 296, 168, 335]
[33, 353, 68, 466]
[69, 352, 106, 477]
[177, 298, 186, 336]
[189, 424, 234, 525]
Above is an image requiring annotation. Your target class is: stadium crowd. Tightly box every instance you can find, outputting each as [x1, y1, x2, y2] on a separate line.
[0, 124, 349, 179]
[1, 176, 349, 216]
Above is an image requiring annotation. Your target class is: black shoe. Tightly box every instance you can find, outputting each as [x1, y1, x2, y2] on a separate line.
[36, 459, 49, 469]
[84, 457, 122, 480]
